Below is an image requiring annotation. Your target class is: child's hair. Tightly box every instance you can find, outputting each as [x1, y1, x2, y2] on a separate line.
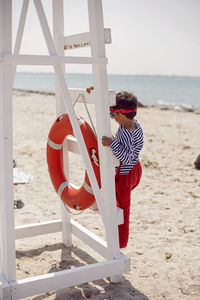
[111, 91, 138, 119]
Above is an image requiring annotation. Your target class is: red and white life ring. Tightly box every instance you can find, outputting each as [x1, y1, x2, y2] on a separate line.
[46, 113, 101, 210]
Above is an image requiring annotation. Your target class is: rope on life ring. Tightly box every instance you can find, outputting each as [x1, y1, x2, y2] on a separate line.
[46, 113, 101, 210]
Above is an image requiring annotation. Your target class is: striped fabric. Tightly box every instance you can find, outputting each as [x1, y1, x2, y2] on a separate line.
[110, 120, 143, 174]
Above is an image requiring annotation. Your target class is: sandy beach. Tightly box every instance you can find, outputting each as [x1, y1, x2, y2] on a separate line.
[13, 90, 200, 300]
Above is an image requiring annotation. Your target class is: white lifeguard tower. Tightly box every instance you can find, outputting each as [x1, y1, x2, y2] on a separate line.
[0, 1, 130, 299]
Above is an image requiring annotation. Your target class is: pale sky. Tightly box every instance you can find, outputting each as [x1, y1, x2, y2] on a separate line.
[13, 0, 200, 76]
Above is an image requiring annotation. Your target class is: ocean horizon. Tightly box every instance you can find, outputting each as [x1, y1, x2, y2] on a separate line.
[14, 72, 200, 110]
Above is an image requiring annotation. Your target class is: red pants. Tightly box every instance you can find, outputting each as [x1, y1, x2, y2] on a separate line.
[115, 162, 142, 248]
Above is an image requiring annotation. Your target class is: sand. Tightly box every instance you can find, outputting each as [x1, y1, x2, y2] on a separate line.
[12, 90, 200, 300]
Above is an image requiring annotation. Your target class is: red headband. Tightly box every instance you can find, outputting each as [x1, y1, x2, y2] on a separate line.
[110, 107, 137, 113]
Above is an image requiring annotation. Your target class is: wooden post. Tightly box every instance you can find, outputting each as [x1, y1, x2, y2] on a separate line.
[52, 0, 66, 116]
[0, 0, 16, 285]
[52, 0, 72, 247]
[88, 0, 121, 282]
[12, 0, 29, 82]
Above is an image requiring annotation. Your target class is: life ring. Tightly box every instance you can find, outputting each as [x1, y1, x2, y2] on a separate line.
[46, 113, 101, 210]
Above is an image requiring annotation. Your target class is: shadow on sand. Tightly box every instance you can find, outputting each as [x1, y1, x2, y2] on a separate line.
[16, 243, 149, 300]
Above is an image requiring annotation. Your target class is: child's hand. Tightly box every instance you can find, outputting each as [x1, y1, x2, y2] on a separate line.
[102, 136, 113, 147]
[86, 86, 94, 94]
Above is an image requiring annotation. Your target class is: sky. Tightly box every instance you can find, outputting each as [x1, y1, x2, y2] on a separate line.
[12, 0, 200, 76]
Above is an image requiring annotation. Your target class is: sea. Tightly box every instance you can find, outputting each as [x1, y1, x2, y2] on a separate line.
[14, 73, 200, 110]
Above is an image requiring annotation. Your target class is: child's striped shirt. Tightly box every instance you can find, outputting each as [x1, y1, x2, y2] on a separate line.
[109, 120, 143, 174]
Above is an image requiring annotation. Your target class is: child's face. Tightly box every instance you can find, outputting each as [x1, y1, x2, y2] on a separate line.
[112, 112, 123, 125]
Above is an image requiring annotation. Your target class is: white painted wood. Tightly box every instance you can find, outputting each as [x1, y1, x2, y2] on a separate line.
[13, 0, 29, 55]
[64, 28, 111, 50]
[15, 220, 62, 240]
[15, 207, 123, 240]
[0, 0, 16, 282]
[69, 88, 116, 105]
[0, 273, 11, 300]
[52, 0, 66, 116]
[12, 0, 29, 82]
[52, 0, 72, 248]
[88, 0, 120, 260]
[10, 255, 130, 299]
[71, 219, 110, 259]
[60, 138, 72, 247]
[88, 0, 122, 283]
[1, 54, 107, 65]
[60, 201, 72, 247]
[66, 135, 80, 154]
[117, 207, 124, 225]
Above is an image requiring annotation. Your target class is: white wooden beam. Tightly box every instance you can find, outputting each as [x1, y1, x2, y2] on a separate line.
[10, 255, 130, 299]
[52, 0, 65, 115]
[71, 219, 110, 258]
[88, 0, 122, 283]
[52, 0, 72, 248]
[68, 88, 116, 105]
[13, 0, 29, 55]
[64, 28, 111, 50]
[88, 0, 120, 258]
[15, 208, 123, 241]
[0, 0, 16, 282]
[1, 54, 107, 65]
[66, 135, 80, 154]
[15, 219, 62, 240]
[12, 0, 29, 82]
[0, 273, 11, 300]
[71, 216, 124, 260]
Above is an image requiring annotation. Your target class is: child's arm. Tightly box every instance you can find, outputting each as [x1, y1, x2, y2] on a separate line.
[102, 135, 134, 164]
[109, 138, 142, 165]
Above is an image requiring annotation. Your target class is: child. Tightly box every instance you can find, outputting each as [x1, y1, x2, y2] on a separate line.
[87, 87, 143, 248]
